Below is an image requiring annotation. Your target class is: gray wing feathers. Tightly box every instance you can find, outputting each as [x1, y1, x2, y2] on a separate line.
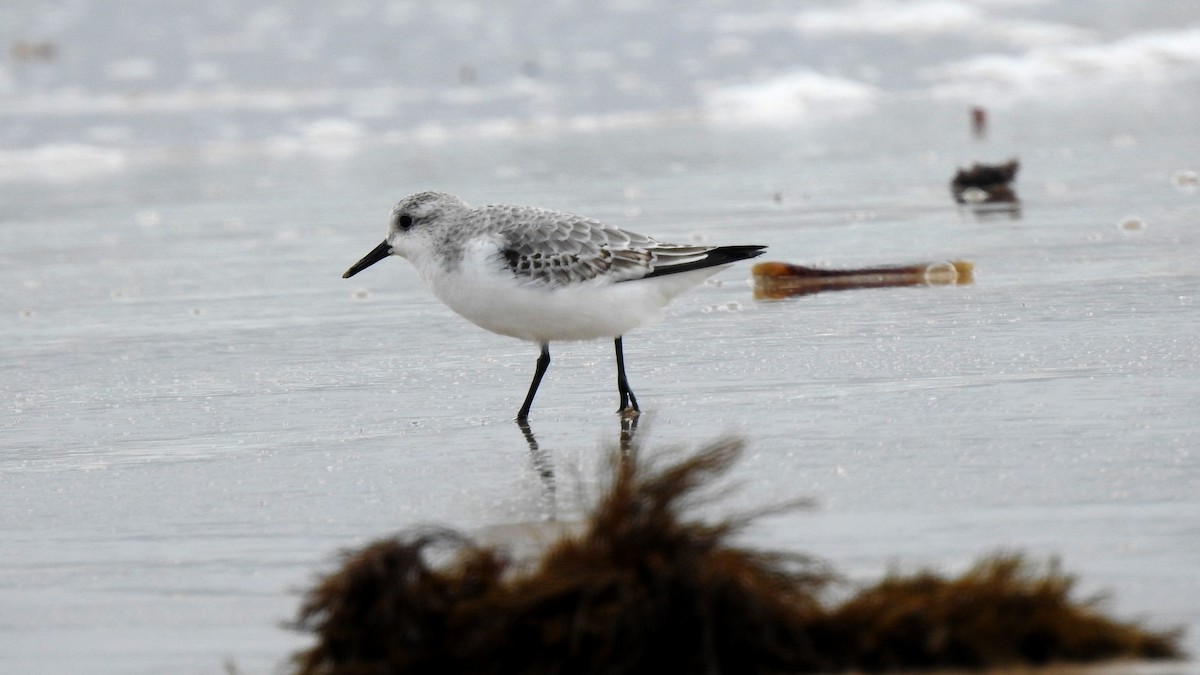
[485, 205, 720, 286]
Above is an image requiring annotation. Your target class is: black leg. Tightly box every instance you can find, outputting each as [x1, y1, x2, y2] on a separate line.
[517, 343, 551, 421]
[614, 336, 640, 414]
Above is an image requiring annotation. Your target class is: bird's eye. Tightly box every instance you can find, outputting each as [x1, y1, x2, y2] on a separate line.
[398, 214, 413, 231]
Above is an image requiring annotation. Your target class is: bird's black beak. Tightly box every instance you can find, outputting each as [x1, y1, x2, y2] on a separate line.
[343, 240, 392, 278]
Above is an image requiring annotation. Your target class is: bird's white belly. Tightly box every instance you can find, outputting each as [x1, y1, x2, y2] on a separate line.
[431, 268, 662, 342]
[417, 246, 722, 343]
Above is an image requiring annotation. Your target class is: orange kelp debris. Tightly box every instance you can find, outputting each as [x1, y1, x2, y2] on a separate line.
[291, 440, 1183, 675]
[952, 159, 1020, 205]
[753, 260, 974, 299]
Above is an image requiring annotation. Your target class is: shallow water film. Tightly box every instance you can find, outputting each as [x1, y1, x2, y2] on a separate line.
[3, 1, 1199, 673]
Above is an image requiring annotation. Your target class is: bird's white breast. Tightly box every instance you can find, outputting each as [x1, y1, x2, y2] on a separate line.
[414, 238, 722, 343]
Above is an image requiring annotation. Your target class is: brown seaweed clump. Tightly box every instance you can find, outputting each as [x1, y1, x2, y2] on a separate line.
[291, 440, 836, 674]
[825, 554, 1183, 671]
[290, 440, 1183, 674]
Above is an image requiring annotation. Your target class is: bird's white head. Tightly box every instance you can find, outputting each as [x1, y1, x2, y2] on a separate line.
[342, 191, 468, 279]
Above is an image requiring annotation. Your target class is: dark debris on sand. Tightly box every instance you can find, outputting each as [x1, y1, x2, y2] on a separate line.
[290, 440, 1184, 675]
[951, 159, 1020, 204]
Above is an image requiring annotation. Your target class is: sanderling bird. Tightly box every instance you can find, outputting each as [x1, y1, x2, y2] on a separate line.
[343, 191, 765, 420]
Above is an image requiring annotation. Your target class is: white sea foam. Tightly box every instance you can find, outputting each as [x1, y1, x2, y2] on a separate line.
[0, 65, 13, 95]
[2, 79, 554, 121]
[928, 25, 1200, 102]
[794, 1, 986, 36]
[719, 1, 1090, 49]
[345, 86, 405, 119]
[263, 118, 366, 159]
[188, 62, 226, 84]
[0, 143, 127, 182]
[702, 70, 878, 126]
[3, 5, 1192, 156]
[296, 118, 365, 157]
[4, 86, 341, 116]
[104, 58, 158, 82]
[376, 109, 701, 146]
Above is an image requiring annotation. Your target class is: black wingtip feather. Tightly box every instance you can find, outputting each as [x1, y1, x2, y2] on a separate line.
[641, 245, 767, 279]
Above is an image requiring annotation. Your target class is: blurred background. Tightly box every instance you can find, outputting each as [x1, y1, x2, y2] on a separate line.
[4, 1, 1199, 165]
[3, 2, 1199, 674]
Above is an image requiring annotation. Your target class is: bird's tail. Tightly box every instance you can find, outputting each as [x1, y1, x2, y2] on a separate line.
[641, 245, 766, 279]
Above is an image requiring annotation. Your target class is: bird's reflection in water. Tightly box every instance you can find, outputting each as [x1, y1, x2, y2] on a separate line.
[516, 418, 555, 519]
[516, 413, 641, 521]
[618, 411, 640, 458]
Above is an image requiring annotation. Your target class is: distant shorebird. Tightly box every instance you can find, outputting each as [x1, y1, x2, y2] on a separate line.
[343, 192, 765, 420]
